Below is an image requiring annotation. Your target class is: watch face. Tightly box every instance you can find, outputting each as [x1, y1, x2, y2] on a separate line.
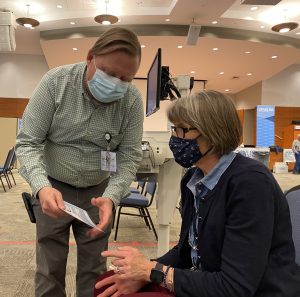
[150, 269, 164, 284]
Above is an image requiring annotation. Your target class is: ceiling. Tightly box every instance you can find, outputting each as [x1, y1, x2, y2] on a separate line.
[1, 0, 300, 94]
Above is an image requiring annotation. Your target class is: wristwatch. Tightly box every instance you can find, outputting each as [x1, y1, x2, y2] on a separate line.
[150, 262, 164, 284]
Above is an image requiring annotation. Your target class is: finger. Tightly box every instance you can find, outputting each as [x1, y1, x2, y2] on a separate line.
[86, 227, 105, 239]
[98, 283, 118, 297]
[102, 250, 126, 258]
[55, 194, 65, 210]
[111, 259, 127, 267]
[95, 274, 116, 289]
[111, 290, 121, 297]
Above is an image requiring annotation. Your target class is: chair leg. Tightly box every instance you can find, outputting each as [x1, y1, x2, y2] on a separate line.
[112, 208, 116, 229]
[0, 176, 6, 192]
[4, 173, 11, 189]
[9, 171, 16, 185]
[144, 208, 158, 240]
[139, 208, 150, 229]
[114, 206, 122, 241]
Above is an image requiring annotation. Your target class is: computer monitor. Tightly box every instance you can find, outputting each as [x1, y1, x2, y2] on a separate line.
[146, 48, 161, 117]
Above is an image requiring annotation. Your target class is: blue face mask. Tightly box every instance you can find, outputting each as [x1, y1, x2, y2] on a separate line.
[87, 58, 129, 103]
[169, 135, 211, 168]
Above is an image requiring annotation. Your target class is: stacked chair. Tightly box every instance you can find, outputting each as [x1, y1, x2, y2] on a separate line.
[0, 147, 16, 192]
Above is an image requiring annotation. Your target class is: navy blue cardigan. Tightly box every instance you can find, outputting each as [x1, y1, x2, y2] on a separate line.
[157, 154, 300, 297]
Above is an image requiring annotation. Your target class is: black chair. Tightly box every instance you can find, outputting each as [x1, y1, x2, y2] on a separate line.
[5, 148, 16, 186]
[114, 181, 157, 241]
[285, 185, 300, 265]
[0, 147, 15, 191]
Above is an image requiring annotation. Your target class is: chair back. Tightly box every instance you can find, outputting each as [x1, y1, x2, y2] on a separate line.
[2, 147, 14, 171]
[9, 149, 16, 170]
[144, 181, 157, 206]
[285, 185, 300, 265]
[137, 181, 146, 194]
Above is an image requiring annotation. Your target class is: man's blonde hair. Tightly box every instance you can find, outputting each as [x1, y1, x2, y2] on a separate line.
[90, 27, 141, 62]
[167, 90, 242, 155]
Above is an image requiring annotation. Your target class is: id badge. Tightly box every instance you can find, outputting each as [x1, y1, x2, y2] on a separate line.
[101, 151, 117, 172]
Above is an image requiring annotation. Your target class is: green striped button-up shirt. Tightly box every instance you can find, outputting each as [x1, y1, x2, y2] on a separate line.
[16, 62, 144, 206]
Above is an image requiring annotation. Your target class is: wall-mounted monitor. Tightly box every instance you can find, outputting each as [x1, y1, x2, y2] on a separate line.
[146, 48, 161, 117]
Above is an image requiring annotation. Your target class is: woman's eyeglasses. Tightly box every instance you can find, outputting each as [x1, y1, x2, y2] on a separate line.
[171, 126, 197, 139]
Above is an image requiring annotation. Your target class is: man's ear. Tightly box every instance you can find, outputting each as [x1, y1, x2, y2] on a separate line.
[86, 50, 94, 65]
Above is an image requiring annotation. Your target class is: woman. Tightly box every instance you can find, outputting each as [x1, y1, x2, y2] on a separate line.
[95, 90, 300, 297]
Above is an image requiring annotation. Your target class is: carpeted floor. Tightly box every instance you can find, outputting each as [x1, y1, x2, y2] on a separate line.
[0, 170, 299, 296]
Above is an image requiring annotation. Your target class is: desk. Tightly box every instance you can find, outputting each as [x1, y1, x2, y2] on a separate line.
[235, 147, 270, 168]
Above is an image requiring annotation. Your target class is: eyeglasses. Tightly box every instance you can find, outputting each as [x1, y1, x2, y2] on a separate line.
[171, 126, 197, 139]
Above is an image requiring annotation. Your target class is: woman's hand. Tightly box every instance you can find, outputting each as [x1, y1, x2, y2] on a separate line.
[102, 246, 155, 281]
[95, 273, 147, 297]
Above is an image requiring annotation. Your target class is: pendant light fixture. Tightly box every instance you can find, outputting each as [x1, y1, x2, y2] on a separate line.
[271, 10, 298, 33]
[271, 22, 298, 33]
[94, 0, 119, 25]
[16, 4, 40, 28]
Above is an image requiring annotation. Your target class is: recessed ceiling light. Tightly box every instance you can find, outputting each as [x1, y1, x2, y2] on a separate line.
[141, 45, 146, 48]
[212, 21, 218, 24]
[271, 55, 278, 59]
[177, 45, 183, 48]
[57, 5, 63, 9]
[72, 47, 78, 51]
[296, 32, 300, 35]
[247, 73, 252, 76]
[70, 21, 75, 25]
[260, 25, 265, 29]
[212, 47, 218, 51]
[225, 89, 230, 92]
[244, 16, 254, 21]
[190, 71, 195, 74]
[251, 6, 258, 11]
[219, 71, 224, 75]
[244, 51, 251, 54]
[165, 18, 170, 22]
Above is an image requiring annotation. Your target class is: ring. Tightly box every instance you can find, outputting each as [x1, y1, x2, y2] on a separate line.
[115, 266, 121, 274]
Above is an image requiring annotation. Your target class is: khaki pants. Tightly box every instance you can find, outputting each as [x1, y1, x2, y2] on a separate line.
[32, 177, 111, 297]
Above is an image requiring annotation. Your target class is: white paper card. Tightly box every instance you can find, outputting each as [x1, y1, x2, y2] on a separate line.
[62, 201, 96, 228]
[101, 151, 117, 172]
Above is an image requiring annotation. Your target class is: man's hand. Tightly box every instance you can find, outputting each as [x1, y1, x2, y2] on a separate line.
[38, 186, 66, 218]
[87, 197, 114, 238]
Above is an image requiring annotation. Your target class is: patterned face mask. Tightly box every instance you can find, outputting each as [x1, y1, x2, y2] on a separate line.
[169, 135, 212, 168]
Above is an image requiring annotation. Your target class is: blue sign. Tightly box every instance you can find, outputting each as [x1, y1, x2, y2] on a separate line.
[256, 105, 275, 147]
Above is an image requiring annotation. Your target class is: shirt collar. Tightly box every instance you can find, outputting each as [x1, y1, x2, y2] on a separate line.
[187, 151, 236, 194]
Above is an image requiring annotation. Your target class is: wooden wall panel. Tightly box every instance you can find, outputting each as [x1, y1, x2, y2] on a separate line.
[275, 107, 300, 148]
[0, 98, 29, 118]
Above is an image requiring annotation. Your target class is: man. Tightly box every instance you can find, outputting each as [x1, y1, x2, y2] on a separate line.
[292, 134, 300, 174]
[16, 27, 144, 297]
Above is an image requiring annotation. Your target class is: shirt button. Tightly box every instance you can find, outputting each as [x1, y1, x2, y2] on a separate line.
[198, 216, 203, 221]
[200, 197, 205, 201]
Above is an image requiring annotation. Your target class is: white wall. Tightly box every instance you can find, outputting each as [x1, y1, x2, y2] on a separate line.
[0, 53, 49, 98]
[234, 82, 262, 109]
[0, 54, 49, 163]
[262, 64, 300, 107]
